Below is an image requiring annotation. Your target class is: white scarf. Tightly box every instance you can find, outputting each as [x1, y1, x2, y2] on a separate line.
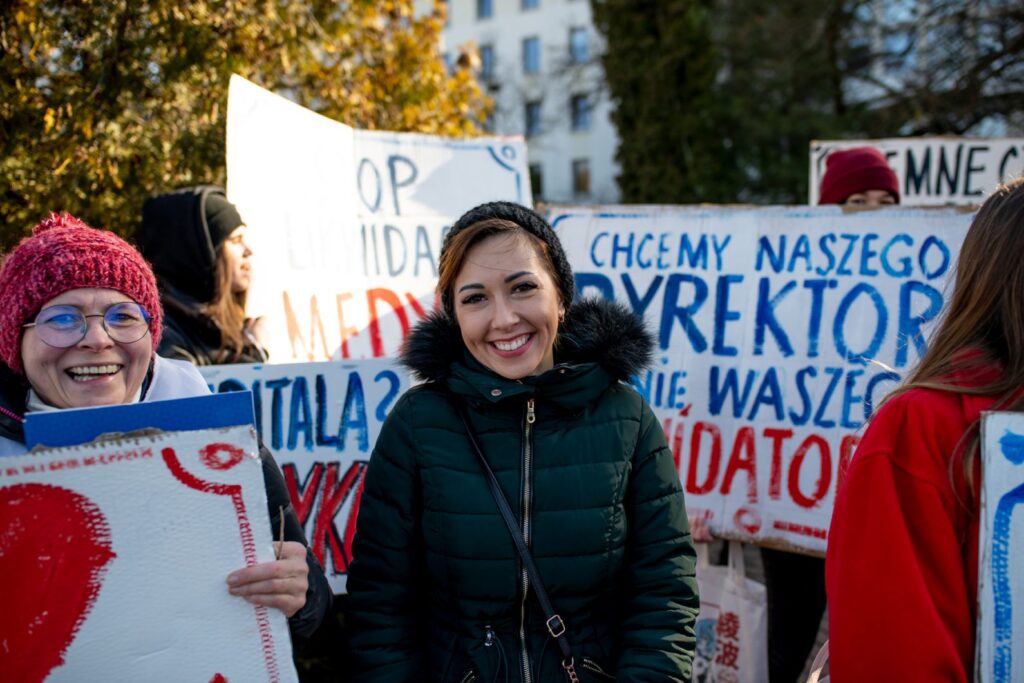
[26, 386, 143, 413]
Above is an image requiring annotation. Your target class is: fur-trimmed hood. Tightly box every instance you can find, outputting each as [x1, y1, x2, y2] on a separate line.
[401, 297, 654, 383]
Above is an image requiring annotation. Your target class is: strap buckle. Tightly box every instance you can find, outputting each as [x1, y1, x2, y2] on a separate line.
[546, 614, 567, 638]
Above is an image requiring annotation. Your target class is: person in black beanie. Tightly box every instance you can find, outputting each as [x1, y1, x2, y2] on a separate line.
[439, 201, 576, 318]
[346, 201, 699, 682]
[137, 185, 268, 365]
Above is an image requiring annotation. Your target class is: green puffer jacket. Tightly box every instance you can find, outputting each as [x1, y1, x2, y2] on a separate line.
[346, 299, 699, 682]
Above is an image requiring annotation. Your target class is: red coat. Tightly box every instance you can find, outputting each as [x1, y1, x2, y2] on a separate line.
[826, 380, 990, 682]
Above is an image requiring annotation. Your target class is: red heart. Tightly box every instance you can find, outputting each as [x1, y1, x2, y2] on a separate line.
[0, 483, 116, 682]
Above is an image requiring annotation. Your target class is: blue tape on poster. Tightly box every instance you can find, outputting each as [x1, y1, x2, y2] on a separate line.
[24, 391, 256, 449]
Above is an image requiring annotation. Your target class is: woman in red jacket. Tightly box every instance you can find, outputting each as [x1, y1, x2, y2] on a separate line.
[826, 176, 1024, 681]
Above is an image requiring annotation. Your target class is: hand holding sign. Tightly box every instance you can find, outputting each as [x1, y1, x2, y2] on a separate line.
[228, 540, 310, 617]
[1, 426, 299, 681]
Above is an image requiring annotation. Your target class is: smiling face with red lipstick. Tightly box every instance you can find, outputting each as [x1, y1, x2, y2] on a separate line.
[453, 232, 565, 380]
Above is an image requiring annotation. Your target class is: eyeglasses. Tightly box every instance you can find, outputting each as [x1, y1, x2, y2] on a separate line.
[23, 302, 152, 348]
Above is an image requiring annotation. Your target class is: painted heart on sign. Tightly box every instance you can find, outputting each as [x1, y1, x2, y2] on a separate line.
[0, 483, 116, 683]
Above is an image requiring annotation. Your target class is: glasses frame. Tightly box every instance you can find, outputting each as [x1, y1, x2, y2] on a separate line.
[22, 302, 153, 349]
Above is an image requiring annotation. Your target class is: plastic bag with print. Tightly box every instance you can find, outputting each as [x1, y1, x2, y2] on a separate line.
[693, 541, 768, 683]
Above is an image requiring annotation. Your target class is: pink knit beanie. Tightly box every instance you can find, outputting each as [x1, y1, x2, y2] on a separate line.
[0, 212, 163, 374]
[819, 147, 900, 205]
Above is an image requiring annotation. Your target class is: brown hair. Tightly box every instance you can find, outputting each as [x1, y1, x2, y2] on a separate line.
[203, 245, 248, 363]
[887, 176, 1024, 495]
[436, 218, 562, 312]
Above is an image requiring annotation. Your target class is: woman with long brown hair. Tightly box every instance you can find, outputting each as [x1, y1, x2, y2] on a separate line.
[137, 185, 268, 365]
[826, 176, 1024, 681]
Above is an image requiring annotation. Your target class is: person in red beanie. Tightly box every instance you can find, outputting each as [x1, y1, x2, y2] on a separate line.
[818, 146, 900, 207]
[0, 212, 329, 642]
[828, 176, 1024, 680]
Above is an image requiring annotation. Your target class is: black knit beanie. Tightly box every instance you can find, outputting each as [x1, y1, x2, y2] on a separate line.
[441, 201, 575, 319]
[203, 189, 244, 251]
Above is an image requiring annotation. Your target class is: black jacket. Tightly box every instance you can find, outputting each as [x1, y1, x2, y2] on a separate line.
[346, 298, 699, 682]
[158, 281, 268, 366]
[137, 186, 267, 365]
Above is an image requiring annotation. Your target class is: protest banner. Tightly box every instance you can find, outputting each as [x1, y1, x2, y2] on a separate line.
[809, 137, 1024, 206]
[201, 359, 408, 593]
[225, 74, 530, 363]
[0, 425, 296, 682]
[978, 412, 1024, 683]
[550, 204, 972, 554]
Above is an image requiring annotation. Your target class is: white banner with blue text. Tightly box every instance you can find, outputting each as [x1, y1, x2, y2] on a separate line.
[201, 359, 409, 593]
[978, 412, 1024, 683]
[226, 74, 531, 363]
[550, 205, 972, 553]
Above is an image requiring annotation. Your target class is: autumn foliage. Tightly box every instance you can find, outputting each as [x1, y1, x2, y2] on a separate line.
[0, 1, 490, 250]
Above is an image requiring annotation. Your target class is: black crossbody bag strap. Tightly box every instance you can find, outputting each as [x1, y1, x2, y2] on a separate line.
[454, 403, 580, 683]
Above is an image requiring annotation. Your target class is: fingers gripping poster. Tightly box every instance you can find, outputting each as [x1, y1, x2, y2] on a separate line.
[201, 359, 408, 594]
[0, 426, 297, 682]
[979, 412, 1024, 683]
[551, 205, 972, 554]
[226, 75, 530, 363]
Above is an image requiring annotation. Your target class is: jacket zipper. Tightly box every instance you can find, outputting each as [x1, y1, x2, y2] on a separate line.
[581, 658, 615, 681]
[518, 397, 536, 683]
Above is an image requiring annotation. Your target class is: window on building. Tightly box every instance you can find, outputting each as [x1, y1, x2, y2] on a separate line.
[522, 36, 540, 74]
[572, 159, 591, 195]
[522, 0, 539, 9]
[570, 94, 590, 131]
[525, 100, 542, 137]
[480, 44, 494, 81]
[477, 0, 493, 19]
[529, 163, 544, 198]
[569, 28, 589, 64]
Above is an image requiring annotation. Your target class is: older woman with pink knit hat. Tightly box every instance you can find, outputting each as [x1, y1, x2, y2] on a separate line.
[0, 212, 330, 639]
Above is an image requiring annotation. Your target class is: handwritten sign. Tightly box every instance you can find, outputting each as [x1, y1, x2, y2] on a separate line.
[225, 74, 530, 363]
[0, 426, 296, 682]
[200, 359, 408, 593]
[550, 205, 971, 553]
[978, 412, 1024, 683]
[810, 137, 1024, 206]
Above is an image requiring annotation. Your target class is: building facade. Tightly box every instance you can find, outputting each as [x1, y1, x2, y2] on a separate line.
[443, 0, 621, 204]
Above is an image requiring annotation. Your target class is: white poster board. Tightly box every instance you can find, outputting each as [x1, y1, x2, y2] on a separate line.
[551, 205, 971, 553]
[978, 412, 1024, 683]
[0, 426, 296, 682]
[810, 138, 1024, 206]
[200, 359, 408, 593]
[226, 75, 531, 363]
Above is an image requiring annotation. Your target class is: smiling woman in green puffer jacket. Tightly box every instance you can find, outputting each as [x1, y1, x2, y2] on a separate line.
[345, 202, 699, 683]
